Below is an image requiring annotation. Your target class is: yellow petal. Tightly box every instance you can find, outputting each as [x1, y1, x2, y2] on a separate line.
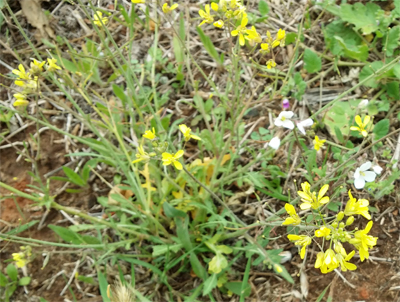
[13, 99, 29, 107]
[175, 150, 184, 159]
[354, 115, 362, 127]
[173, 161, 183, 170]
[170, 3, 178, 10]
[318, 184, 329, 200]
[211, 2, 218, 11]
[284, 203, 296, 215]
[362, 115, 371, 127]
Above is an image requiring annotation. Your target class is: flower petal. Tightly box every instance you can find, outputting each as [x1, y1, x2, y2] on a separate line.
[354, 177, 365, 189]
[318, 184, 329, 200]
[355, 115, 362, 127]
[362, 115, 371, 127]
[268, 137, 280, 150]
[296, 123, 305, 135]
[284, 203, 295, 215]
[360, 161, 372, 171]
[363, 171, 376, 182]
[175, 150, 184, 159]
[282, 120, 294, 129]
[173, 161, 183, 170]
[280, 111, 294, 119]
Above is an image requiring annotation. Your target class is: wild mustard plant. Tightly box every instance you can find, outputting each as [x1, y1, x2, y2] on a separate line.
[313, 136, 326, 151]
[11, 58, 62, 107]
[283, 183, 378, 273]
[93, 11, 109, 27]
[12, 246, 32, 268]
[350, 115, 371, 137]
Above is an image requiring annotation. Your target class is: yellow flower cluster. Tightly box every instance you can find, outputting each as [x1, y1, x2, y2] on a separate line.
[11, 58, 61, 107]
[283, 182, 378, 274]
[350, 115, 371, 137]
[132, 124, 201, 171]
[93, 11, 108, 27]
[198, 1, 287, 69]
[12, 246, 32, 268]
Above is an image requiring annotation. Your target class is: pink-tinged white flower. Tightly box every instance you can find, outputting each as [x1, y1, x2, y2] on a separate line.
[354, 161, 376, 189]
[296, 118, 313, 135]
[274, 111, 294, 129]
[265, 137, 280, 150]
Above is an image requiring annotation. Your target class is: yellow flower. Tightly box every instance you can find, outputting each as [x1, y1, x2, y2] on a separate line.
[282, 203, 301, 226]
[260, 42, 269, 53]
[46, 58, 61, 72]
[315, 226, 331, 238]
[349, 221, 377, 261]
[162, 3, 178, 13]
[274, 264, 283, 273]
[313, 135, 326, 151]
[245, 26, 262, 46]
[199, 4, 214, 26]
[297, 181, 329, 210]
[132, 0, 145, 3]
[30, 59, 45, 74]
[179, 124, 201, 141]
[266, 59, 276, 69]
[12, 252, 27, 268]
[132, 145, 151, 164]
[15, 77, 38, 91]
[314, 249, 339, 274]
[231, 15, 248, 46]
[271, 40, 280, 48]
[350, 115, 370, 137]
[162, 150, 184, 170]
[276, 29, 286, 41]
[93, 11, 109, 27]
[13, 93, 29, 107]
[344, 190, 371, 220]
[143, 127, 157, 140]
[213, 20, 224, 28]
[287, 234, 311, 259]
[12, 64, 30, 80]
[210, 2, 219, 11]
[334, 243, 357, 272]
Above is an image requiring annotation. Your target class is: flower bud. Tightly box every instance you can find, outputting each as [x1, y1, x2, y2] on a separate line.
[336, 211, 344, 221]
[346, 216, 355, 226]
[339, 222, 345, 229]
[332, 222, 338, 228]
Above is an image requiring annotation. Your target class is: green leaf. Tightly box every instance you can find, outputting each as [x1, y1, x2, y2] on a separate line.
[112, 84, 127, 105]
[334, 36, 368, 62]
[202, 274, 218, 296]
[77, 275, 95, 284]
[385, 26, 400, 56]
[6, 220, 38, 235]
[152, 244, 183, 257]
[340, 3, 381, 34]
[48, 225, 84, 245]
[316, 283, 331, 302]
[62, 166, 86, 187]
[208, 253, 228, 274]
[97, 270, 110, 302]
[175, 216, 193, 252]
[386, 82, 400, 100]
[163, 201, 186, 218]
[303, 49, 321, 73]
[196, 27, 222, 64]
[40, 298, 50, 302]
[258, 0, 269, 16]
[225, 282, 251, 297]
[216, 245, 232, 254]
[0, 272, 8, 287]
[6, 264, 17, 282]
[373, 119, 389, 140]
[359, 61, 384, 88]
[190, 253, 207, 280]
[51, 55, 78, 73]
[334, 126, 344, 143]
[18, 276, 31, 286]
[394, 0, 400, 16]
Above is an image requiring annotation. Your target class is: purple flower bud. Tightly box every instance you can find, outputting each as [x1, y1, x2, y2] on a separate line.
[282, 98, 290, 110]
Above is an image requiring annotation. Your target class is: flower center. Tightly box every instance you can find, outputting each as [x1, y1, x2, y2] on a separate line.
[281, 117, 286, 121]
[360, 171, 365, 177]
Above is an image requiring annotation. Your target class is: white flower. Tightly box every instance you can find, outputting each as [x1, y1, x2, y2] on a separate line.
[274, 111, 294, 129]
[266, 137, 281, 150]
[358, 99, 369, 108]
[372, 164, 383, 175]
[354, 161, 376, 189]
[296, 118, 313, 135]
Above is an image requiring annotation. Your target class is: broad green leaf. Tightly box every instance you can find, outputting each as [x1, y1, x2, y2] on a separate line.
[48, 225, 84, 245]
[359, 61, 384, 88]
[152, 244, 183, 257]
[216, 245, 232, 254]
[340, 3, 381, 34]
[373, 119, 389, 140]
[334, 36, 368, 62]
[324, 100, 357, 140]
[175, 216, 193, 251]
[303, 49, 321, 73]
[293, 72, 306, 100]
[196, 27, 222, 64]
[334, 126, 344, 143]
[225, 282, 251, 298]
[258, 0, 269, 16]
[190, 253, 207, 280]
[112, 84, 127, 105]
[51, 55, 78, 73]
[62, 166, 86, 187]
[208, 253, 228, 274]
[394, 0, 400, 16]
[6, 264, 17, 282]
[385, 26, 400, 57]
[386, 82, 400, 100]
[202, 274, 217, 296]
[18, 276, 31, 286]
[0, 272, 8, 287]
[163, 201, 186, 218]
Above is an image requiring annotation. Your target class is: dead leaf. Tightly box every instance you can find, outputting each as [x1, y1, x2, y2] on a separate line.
[20, 0, 56, 41]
